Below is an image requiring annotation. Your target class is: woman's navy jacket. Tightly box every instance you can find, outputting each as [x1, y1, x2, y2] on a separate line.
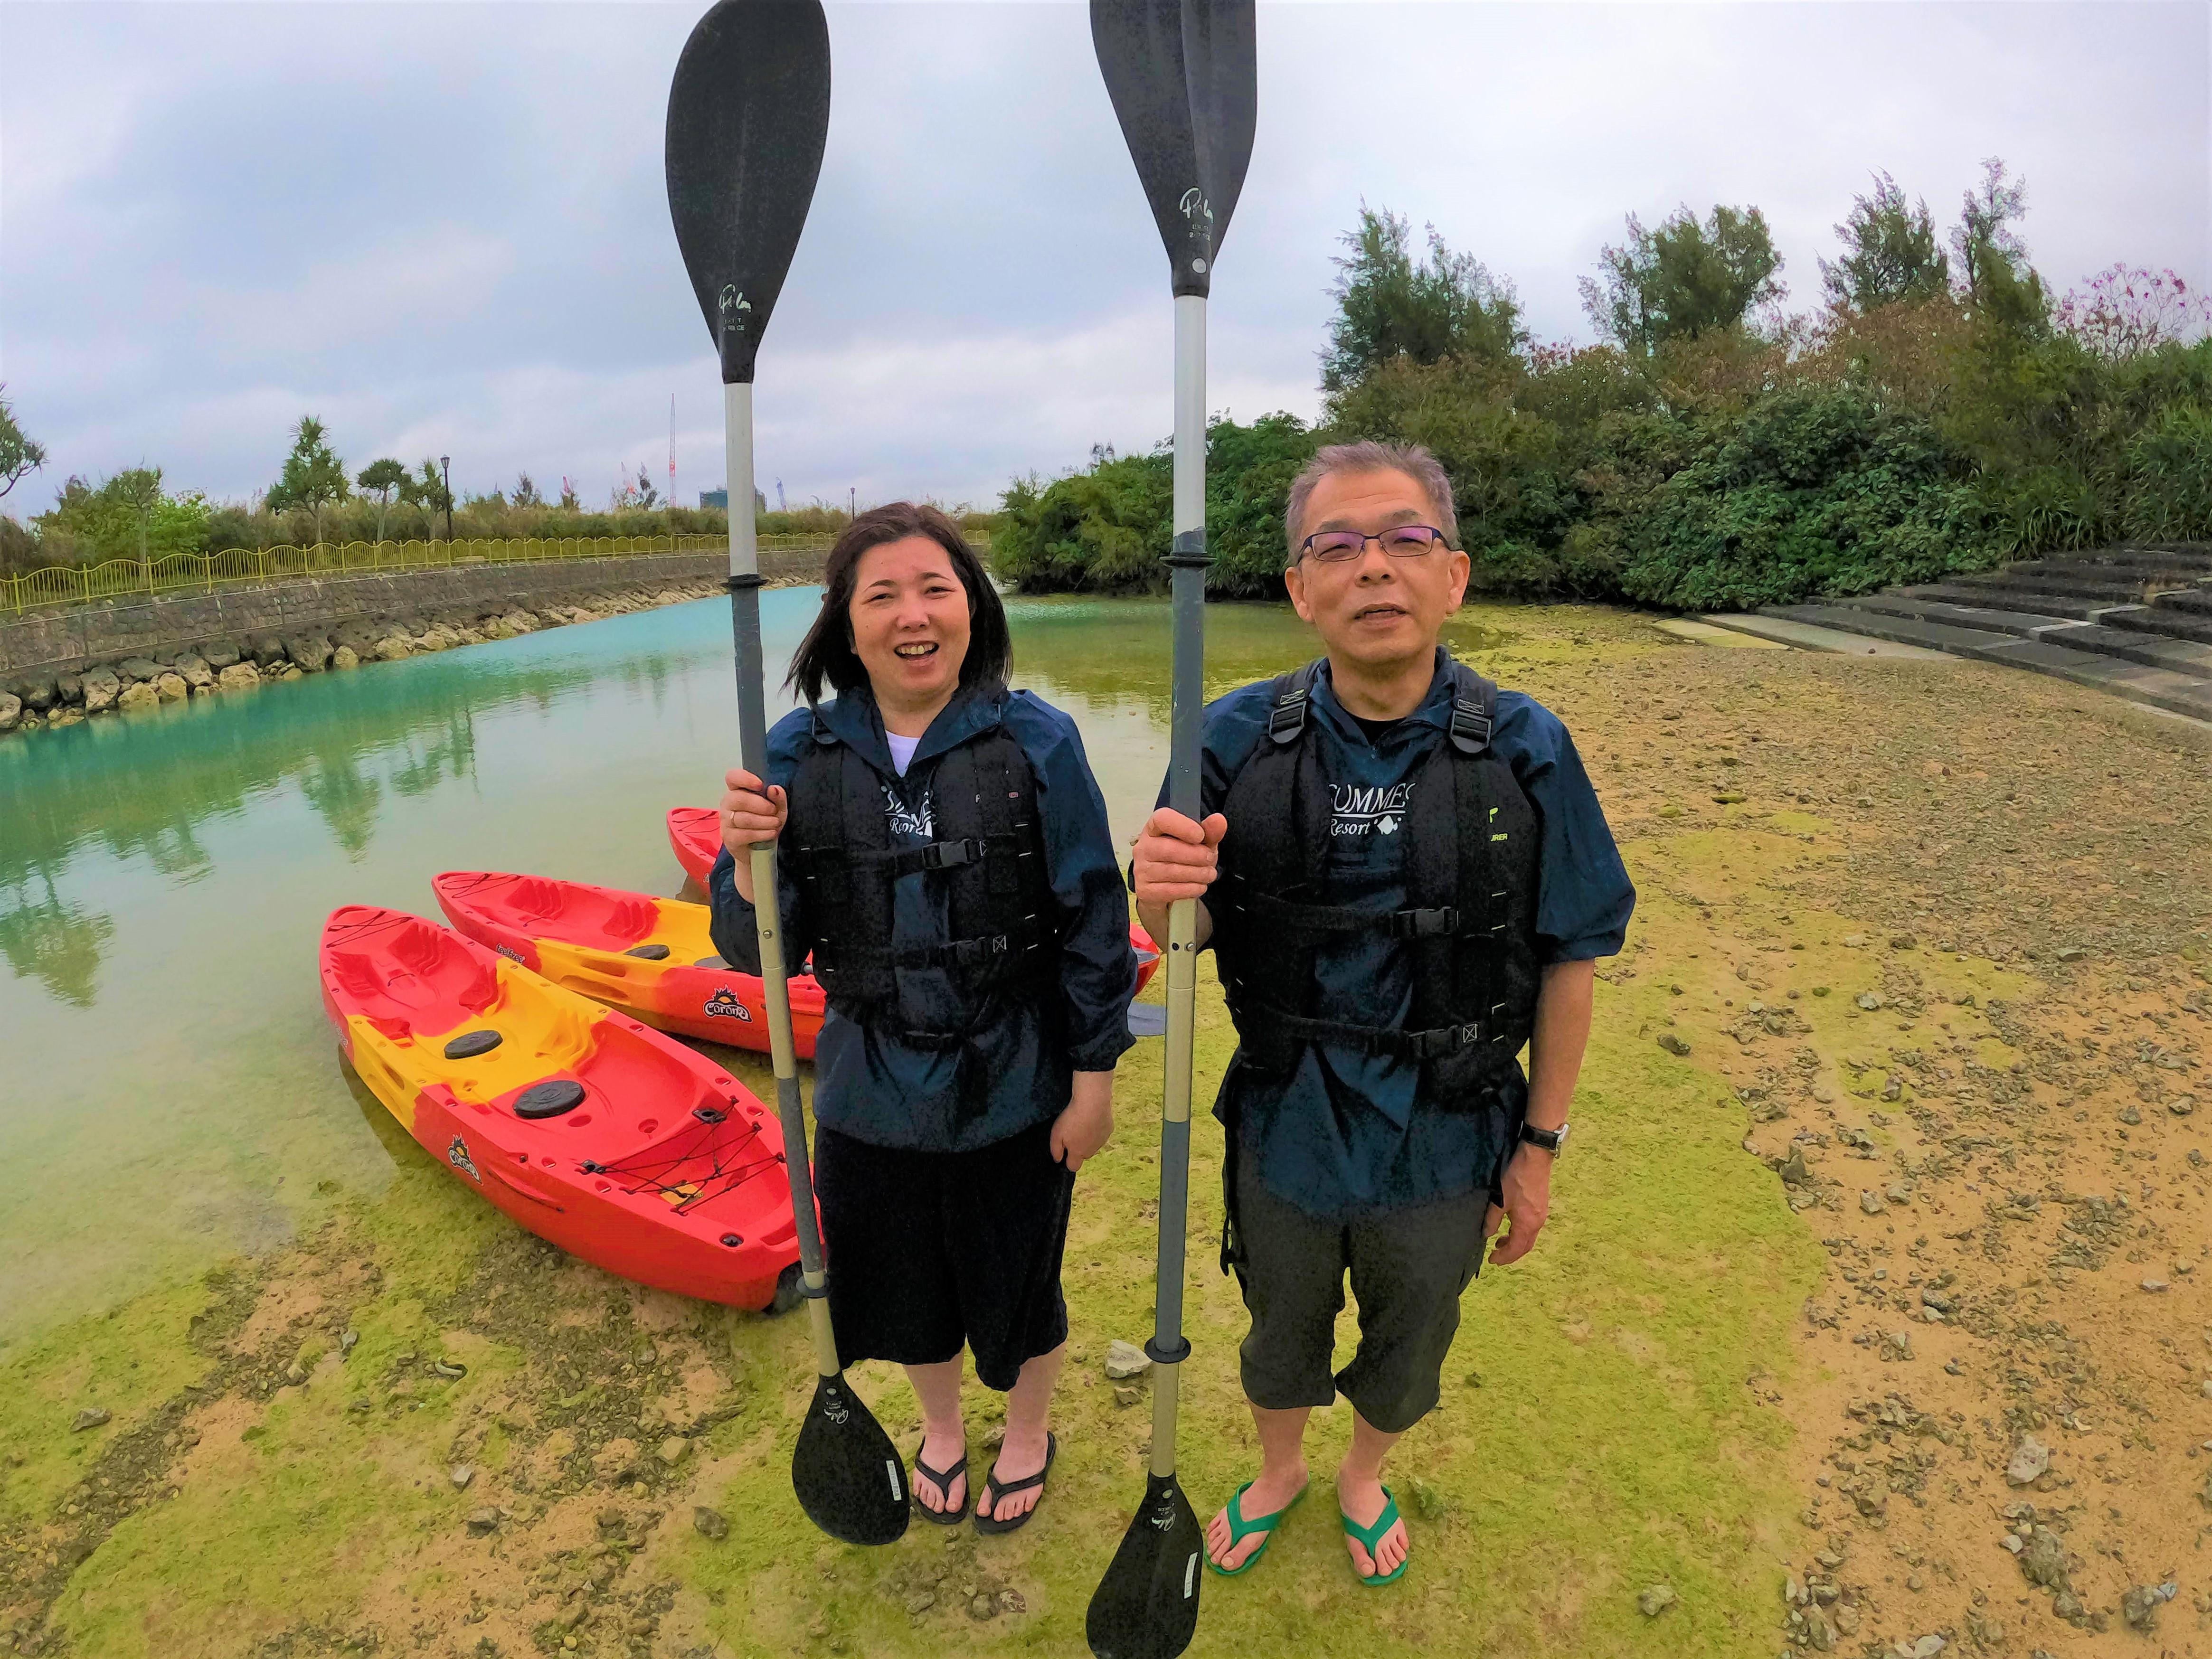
[710, 680, 1137, 1153]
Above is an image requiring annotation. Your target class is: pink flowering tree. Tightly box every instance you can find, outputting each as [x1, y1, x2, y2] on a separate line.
[2055, 264, 2212, 360]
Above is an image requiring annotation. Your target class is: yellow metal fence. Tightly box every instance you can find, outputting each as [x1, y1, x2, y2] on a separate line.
[2, 533, 835, 616]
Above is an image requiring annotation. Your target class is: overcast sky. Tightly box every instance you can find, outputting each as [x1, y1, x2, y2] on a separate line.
[3, 1, 2206, 519]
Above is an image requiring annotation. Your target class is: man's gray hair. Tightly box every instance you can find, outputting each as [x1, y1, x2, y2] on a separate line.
[1282, 440, 1458, 567]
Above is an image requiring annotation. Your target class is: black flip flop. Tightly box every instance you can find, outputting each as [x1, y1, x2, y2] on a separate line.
[973, 1430, 1057, 1536]
[911, 1445, 971, 1525]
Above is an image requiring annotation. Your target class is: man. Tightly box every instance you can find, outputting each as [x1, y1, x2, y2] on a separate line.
[1131, 440, 1634, 1586]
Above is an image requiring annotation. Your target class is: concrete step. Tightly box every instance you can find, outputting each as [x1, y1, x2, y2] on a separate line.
[2051, 625, 2212, 676]
[1833, 593, 2078, 638]
[1761, 603, 2212, 723]
[2015, 554, 2212, 584]
[1945, 571, 2173, 604]
[1897, 584, 2114, 621]
[1764, 605, 2022, 655]
[2106, 604, 2212, 646]
[2158, 587, 2212, 617]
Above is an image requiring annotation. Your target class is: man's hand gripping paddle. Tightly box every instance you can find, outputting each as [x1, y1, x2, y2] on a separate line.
[1084, 5, 1255, 1656]
[665, 0, 908, 1548]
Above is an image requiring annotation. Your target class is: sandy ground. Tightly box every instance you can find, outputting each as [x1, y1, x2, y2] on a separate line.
[3, 603, 2207, 1659]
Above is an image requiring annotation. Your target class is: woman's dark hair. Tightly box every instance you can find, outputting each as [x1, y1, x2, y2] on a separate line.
[785, 501, 1012, 706]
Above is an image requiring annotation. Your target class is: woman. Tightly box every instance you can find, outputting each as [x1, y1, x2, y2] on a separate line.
[709, 501, 1136, 1532]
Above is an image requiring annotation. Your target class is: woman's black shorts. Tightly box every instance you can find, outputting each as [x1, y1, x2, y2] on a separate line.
[813, 1119, 1075, 1391]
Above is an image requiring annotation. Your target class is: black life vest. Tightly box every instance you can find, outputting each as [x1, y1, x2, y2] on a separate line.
[784, 694, 1059, 1045]
[1210, 657, 1544, 1104]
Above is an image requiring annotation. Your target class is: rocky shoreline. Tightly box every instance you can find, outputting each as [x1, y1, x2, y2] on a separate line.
[0, 577, 730, 738]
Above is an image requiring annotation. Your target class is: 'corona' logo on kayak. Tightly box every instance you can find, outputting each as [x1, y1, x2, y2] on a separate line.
[447, 1137, 482, 1183]
[703, 988, 753, 1022]
[494, 944, 524, 964]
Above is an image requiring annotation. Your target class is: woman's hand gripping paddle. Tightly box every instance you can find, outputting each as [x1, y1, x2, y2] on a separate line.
[666, 0, 908, 1548]
[1084, 5, 1255, 1656]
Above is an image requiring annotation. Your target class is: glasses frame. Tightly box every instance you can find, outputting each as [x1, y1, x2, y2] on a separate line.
[1296, 523, 1452, 564]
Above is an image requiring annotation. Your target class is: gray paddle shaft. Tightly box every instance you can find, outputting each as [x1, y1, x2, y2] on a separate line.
[723, 380, 839, 1382]
[1149, 292, 1208, 1480]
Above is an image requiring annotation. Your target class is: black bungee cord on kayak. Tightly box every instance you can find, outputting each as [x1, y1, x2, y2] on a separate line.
[665, 0, 909, 1547]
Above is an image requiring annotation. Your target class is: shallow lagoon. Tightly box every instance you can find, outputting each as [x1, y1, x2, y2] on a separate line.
[0, 589, 1388, 1345]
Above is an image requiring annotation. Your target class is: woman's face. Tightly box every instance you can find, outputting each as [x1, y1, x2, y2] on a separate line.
[846, 535, 972, 709]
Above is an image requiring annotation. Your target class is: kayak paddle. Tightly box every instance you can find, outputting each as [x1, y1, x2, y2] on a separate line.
[665, 0, 909, 1548]
[1083, 4, 1256, 1656]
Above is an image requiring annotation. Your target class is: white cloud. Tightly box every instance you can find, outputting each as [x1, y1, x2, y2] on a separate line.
[2, 1, 2204, 516]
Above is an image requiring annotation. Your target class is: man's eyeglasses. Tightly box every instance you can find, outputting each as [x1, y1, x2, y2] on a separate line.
[1297, 525, 1449, 563]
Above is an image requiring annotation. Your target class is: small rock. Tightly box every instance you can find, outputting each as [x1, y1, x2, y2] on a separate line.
[981, 1422, 1007, 1450]
[154, 671, 188, 703]
[466, 1507, 500, 1535]
[2006, 1436, 2051, 1487]
[215, 661, 262, 693]
[1856, 991, 1882, 1011]
[429, 1359, 466, 1378]
[1656, 1031, 1692, 1056]
[340, 1329, 359, 1356]
[2015, 1528, 2068, 1591]
[2118, 1105, 2143, 1125]
[1889, 934, 1918, 951]
[1843, 933, 1868, 947]
[1406, 1476, 1447, 1520]
[331, 645, 360, 671]
[997, 1589, 1025, 1615]
[1920, 1288, 1953, 1313]
[284, 1361, 307, 1386]
[451, 1464, 475, 1490]
[1104, 1339, 1152, 1380]
[1885, 1182, 1910, 1205]
[2056, 946, 2087, 962]
[1908, 1637, 1944, 1659]
[1779, 1147, 1812, 1187]
[1113, 1385, 1142, 1408]
[1637, 1584, 1676, 1618]
[657, 1435, 690, 1465]
[967, 1593, 999, 1621]
[2141, 1278, 2170, 1293]
[70, 1407, 111, 1433]
[904, 1592, 937, 1615]
[2169, 1095, 2196, 1116]
[693, 1506, 729, 1541]
[2001, 1533, 2023, 1554]
[1860, 1190, 1886, 1216]
[2121, 1584, 2169, 1632]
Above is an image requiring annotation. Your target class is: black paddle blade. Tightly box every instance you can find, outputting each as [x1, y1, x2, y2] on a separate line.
[1090, 0, 1257, 297]
[665, 0, 831, 383]
[1086, 1471, 1203, 1659]
[792, 1372, 910, 1546]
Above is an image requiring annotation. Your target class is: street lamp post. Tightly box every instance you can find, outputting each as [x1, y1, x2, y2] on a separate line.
[440, 455, 454, 544]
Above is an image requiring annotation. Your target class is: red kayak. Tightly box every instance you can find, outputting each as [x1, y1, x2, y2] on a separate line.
[319, 905, 800, 1310]
[432, 871, 826, 1057]
[664, 807, 1164, 997]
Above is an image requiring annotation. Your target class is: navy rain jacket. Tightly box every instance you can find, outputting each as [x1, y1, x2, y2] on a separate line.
[710, 680, 1137, 1153]
[1172, 651, 1636, 1220]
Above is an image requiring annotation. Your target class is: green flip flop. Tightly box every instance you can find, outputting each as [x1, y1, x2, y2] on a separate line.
[1207, 1480, 1307, 1577]
[1340, 1485, 1409, 1587]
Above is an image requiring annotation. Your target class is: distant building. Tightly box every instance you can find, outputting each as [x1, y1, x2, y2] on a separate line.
[699, 488, 768, 512]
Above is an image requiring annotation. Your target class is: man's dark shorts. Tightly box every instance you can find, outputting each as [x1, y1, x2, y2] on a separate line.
[1230, 1151, 1493, 1435]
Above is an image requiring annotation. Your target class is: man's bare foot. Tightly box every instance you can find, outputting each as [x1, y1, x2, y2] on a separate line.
[976, 1427, 1049, 1526]
[1337, 1469, 1408, 1579]
[1206, 1462, 1308, 1571]
[913, 1426, 967, 1516]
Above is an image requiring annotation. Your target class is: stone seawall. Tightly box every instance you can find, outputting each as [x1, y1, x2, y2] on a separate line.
[0, 547, 827, 739]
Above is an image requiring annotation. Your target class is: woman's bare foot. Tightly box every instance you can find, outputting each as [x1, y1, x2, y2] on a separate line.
[913, 1426, 967, 1516]
[976, 1426, 1050, 1525]
[1205, 1461, 1308, 1571]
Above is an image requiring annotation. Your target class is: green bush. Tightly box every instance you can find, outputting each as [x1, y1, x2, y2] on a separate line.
[993, 415, 1316, 599]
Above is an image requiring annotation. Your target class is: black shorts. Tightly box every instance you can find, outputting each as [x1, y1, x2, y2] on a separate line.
[813, 1120, 1075, 1391]
[1229, 1152, 1491, 1435]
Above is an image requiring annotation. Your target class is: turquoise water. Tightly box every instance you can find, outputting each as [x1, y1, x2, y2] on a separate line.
[0, 590, 1388, 1344]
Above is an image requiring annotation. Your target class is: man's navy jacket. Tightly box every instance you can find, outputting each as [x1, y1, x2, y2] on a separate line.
[1171, 652, 1636, 1220]
[711, 679, 1136, 1154]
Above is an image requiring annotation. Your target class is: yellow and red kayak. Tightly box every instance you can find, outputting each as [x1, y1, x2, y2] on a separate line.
[319, 905, 800, 1310]
[663, 806, 1164, 998]
[432, 871, 827, 1056]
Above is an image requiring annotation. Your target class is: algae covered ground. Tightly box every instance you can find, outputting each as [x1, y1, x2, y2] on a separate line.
[4, 603, 2208, 1659]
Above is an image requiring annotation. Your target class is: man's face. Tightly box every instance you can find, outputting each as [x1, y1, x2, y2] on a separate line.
[1283, 468, 1469, 671]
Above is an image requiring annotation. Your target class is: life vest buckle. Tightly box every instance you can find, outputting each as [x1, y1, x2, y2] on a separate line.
[1389, 905, 1459, 939]
[920, 837, 985, 870]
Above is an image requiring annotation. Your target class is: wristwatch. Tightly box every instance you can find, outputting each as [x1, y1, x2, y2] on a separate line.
[1520, 1121, 1570, 1155]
